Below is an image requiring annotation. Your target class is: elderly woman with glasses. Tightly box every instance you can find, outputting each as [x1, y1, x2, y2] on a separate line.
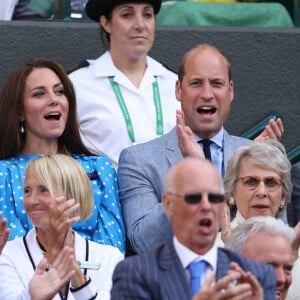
[220, 140, 300, 300]
[221, 139, 292, 240]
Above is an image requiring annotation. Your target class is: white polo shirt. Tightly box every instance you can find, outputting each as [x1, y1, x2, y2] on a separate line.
[69, 51, 179, 168]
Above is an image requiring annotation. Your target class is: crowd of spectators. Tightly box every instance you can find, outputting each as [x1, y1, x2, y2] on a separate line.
[0, 0, 298, 26]
[0, 0, 299, 299]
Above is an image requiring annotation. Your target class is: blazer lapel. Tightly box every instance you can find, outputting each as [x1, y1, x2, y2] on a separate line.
[223, 130, 235, 172]
[158, 240, 191, 300]
[223, 130, 251, 171]
[215, 248, 231, 280]
[165, 128, 183, 167]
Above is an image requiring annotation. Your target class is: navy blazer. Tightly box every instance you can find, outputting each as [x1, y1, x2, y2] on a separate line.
[291, 162, 300, 225]
[118, 127, 250, 253]
[111, 240, 276, 300]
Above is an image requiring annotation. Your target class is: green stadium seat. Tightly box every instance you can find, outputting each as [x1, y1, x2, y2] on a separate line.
[240, 112, 281, 140]
[288, 144, 300, 164]
[156, 2, 294, 27]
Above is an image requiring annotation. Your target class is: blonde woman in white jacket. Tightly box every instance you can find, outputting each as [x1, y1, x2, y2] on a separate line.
[0, 154, 123, 300]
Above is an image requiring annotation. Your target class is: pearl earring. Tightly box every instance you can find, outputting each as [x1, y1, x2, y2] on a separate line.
[279, 200, 285, 210]
[228, 197, 236, 206]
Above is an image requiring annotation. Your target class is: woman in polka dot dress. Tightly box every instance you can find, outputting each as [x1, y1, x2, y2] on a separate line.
[0, 58, 125, 253]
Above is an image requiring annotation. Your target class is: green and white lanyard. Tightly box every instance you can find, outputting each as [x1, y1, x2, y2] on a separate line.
[108, 76, 163, 145]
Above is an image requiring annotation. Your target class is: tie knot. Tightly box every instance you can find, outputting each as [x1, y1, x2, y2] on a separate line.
[199, 139, 212, 147]
[198, 140, 212, 161]
[188, 260, 207, 278]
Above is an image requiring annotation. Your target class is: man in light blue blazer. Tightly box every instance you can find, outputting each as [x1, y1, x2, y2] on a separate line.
[111, 158, 276, 299]
[118, 43, 284, 254]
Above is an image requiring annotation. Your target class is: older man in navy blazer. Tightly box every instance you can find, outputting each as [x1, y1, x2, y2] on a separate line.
[111, 158, 276, 299]
[118, 43, 284, 254]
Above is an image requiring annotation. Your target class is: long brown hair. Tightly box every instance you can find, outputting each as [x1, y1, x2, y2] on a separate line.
[0, 58, 93, 159]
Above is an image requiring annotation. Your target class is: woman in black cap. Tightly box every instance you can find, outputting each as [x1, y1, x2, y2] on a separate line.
[69, 0, 179, 168]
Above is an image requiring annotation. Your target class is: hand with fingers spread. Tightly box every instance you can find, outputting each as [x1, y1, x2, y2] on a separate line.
[191, 273, 217, 300]
[46, 197, 87, 290]
[176, 110, 205, 159]
[254, 118, 284, 142]
[192, 263, 263, 300]
[44, 197, 80, 262]
[0, 154, 123, 300]
[191, 272, 240, 300]
[230, 262, 263, 300]
[29, 246, 75, 300]
[0, 212, 10, 255]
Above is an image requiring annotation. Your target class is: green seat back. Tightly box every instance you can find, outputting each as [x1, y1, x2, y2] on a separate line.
[156, 2, 294, 27]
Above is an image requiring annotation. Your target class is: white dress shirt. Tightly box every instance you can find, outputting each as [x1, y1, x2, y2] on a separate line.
[173, 236, 218, 286]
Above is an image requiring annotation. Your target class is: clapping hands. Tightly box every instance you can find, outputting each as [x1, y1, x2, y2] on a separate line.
[0, 212, 10, 255]
[192, 262, 263, 300]
[176, 110, 205, 159]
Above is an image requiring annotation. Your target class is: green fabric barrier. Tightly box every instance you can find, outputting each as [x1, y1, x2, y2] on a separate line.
[239, 112, 300, 164]
[288, 145, 300, 164]
[156, 2, 294, 27]
[240, 112, 281, 140]
[294, 0, 300, 26]
[29, 0, 54, 18]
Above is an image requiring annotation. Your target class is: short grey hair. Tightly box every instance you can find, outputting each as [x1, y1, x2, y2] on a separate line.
[225, 216, 295, 254]
[224, 140, 291, 217]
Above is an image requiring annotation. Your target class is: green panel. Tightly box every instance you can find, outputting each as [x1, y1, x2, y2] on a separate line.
[157, 2, 294, 27]
[288, 145, 300, 164]
[240, 113, 281, 140]
[294, 0, 300, 26]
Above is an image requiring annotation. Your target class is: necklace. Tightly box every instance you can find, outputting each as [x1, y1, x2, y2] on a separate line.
[36, 235, 47, 254]
[108, 76, 163, 145]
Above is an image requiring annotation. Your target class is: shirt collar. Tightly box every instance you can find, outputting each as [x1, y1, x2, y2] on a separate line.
[173, 236, 218, 272]
[194, 127, 224, 149]
[94, 51, 170, 78]
[211, 127, 224, 148]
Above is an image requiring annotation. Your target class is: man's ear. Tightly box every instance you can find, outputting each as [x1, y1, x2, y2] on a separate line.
[175, 80, 181, 102]
[162, 193, 173, 218]
[230, 80, 234, 102]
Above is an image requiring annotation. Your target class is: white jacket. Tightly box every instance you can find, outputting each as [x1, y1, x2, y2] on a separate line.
[0, 228, 124, 299]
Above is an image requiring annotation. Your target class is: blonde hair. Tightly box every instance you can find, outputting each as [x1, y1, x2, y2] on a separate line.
[25, 154, 93, 220]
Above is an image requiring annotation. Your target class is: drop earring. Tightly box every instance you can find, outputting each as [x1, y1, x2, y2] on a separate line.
[20, 123, 25, 134]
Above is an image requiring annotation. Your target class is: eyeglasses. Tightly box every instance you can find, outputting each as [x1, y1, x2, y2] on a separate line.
[237, 176, 282, 191]
[167, 191, 225, 204]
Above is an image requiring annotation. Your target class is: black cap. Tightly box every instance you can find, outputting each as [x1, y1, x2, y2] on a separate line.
[85, 0, 162, 22]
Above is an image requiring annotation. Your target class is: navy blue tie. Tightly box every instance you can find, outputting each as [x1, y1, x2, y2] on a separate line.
[188, 260, 207, 296]
[199, 139, 212, 161]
